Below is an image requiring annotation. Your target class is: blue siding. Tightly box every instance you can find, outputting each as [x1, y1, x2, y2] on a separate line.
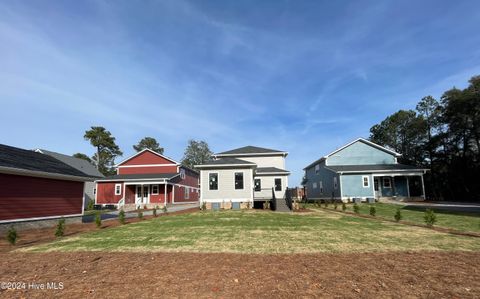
[327, 140, 396, 166]
[340, 174, 374, 198]
[305, 161, 341, 199]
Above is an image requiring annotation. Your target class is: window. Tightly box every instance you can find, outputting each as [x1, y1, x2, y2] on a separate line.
[235, 172, 244, 190]
[275, 178, 282, 191]
[254, 179, 261, 191]
[180, 169, 186, 179]
[333, 177, 338, 190]
[152, 184, 159, 195]
[383, 177, 392, 188]
[315, 164, 320, 174]
[185, 187, 189, 199]
[319, 181, 323, 194]
[115, 184, 122, 195]
[362, 176, 370, 188]
[93, 188, 96, 195]
[209, 173, 218, 190]
[313, 182, 317, 189]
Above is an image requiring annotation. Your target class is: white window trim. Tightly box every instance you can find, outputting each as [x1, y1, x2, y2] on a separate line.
[185, 187, 189, 199]
[333, 177, 338, 190]
[152, 184, 159, 195]
[180, 169, 186, 179]
[383, 177, 392, 188]
[115, 184, 122, 195]
[362, 176, 370, 188]
[234, 172, 244, 190]
[275, 178, 282, 191]
[315, 164, 320, 174]
[319, 181, 323, 194]
[313, 182, 317, 189]
[209, 173, 218, 191]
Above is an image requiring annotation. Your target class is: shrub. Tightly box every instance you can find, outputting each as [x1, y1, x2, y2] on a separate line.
[6, 226, 17, 245]
[118, 210, 126, 224]
[301, 201, 307, 209]
[342, 202, 347, 211]
[394, 208, 402, 222]
[153, 208, 157, 217]
[263, 201, 270, 210]
[353, 203, 360, 214]
[55, 218, 66, 237]
[138, 211, 144, 220]
[162, 205, 168, 213]
[334, 201, 338, 210]
[95, 212, 102, 228]
[86, 200, 94, 211]
[201, 202, 207, 211]
[369, 206, 376, 217]
[424, 209, 437, 227]
[324, 200, 329, 208]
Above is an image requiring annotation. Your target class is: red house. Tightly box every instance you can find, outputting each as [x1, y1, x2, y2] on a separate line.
[0, 144, 93, 224]
[95, 149, 199, 209]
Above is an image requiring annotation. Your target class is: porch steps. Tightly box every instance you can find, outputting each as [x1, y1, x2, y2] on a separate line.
[275, 198, 291, 212]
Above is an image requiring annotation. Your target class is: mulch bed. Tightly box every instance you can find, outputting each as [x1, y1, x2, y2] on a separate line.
[0, 251, 479, 298]
[0, 208, 198, 253]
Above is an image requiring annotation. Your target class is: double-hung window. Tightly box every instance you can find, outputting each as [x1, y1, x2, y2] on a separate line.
[235, 172, 244, 190]
[362, 176, 370, 188]
[115, 184, 122, 195]
[209, 173, 218, 190]
[275, 178, 282, 191]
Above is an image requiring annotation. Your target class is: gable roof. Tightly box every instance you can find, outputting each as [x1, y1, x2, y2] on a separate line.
[115, 148, 179, 167]
[195, 157, 256, 168]
[0, 144, 92, 180]
[35, 149, 104, 178]
[304, 138, 401, 170]
[326, 164, 427, 173]
[215, 146, 287, 157]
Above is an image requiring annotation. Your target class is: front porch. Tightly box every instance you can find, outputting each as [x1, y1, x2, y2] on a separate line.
[373, 174, 425, 201]
[123, 182, 175, 208]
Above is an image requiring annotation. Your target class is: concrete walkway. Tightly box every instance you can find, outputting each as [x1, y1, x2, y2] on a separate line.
[384, 200, 480, 214]
[82, 203, 199, 223]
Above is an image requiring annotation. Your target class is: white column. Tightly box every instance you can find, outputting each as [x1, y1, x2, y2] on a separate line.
[420, 175, 426, 199]
[172, 184, 175, 204]
[164, 183, 167, 205]
[406, 177, 410, 198]
[140, 184, 144, 206]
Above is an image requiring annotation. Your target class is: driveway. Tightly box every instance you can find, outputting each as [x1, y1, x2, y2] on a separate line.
[82, 203, 199, 223]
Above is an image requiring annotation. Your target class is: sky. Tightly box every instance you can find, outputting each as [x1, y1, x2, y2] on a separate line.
[1, 0, 480, 185]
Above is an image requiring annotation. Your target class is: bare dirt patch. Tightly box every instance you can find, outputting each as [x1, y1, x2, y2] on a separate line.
[0, 251, 479, 298]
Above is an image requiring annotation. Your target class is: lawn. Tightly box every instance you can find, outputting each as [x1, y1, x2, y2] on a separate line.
[313, 202, 480, 233]
[23, 209, 480, 253]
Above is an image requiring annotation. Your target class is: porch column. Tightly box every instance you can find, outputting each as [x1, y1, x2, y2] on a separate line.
[420, 175, 426, 199]
[141, 184, 144, 206]
[172, 184, 175, 204]
[392, 176, 396, 197]
[164, 183, 167, 205]
[406, 177, 410, 198]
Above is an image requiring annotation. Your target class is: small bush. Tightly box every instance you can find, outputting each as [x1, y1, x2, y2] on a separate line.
[162, 205, 168, 213]
[55, 218, 66, 237]
[138, 211, 144, 220]
[118, 210, 126, 224]
[369, 206, 376, 217]
[394, 208, 402, 222]
[301, 201, 307, 209]
[95, 212, 102, 228]
[324, 200, 329, 208]
[201, 202, 207, 211]
[263, 201, 270, 210]
[334, 201, 338, 210]
[153, 208, 157, 217]
[6, 226, 17, 245]
[424, 209, 437, 227]
[353, 203, 360, 214]
[342, 202, 347, 211]
[86, 200, 94, 211]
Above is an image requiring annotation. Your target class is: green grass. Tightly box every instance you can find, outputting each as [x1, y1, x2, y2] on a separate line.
[23, 210, 480, 254]
[311, 202, 480, 233]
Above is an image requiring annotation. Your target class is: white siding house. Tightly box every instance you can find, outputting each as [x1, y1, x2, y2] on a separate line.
[196, 146, 290, 209]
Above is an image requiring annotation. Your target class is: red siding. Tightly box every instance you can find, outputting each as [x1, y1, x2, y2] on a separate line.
[120, 151, 176, 166]
[0, 173, 84, 221]
[118, 166, 178, 175]
[171, 167, 200, 202]
[96, 182, 123, 204]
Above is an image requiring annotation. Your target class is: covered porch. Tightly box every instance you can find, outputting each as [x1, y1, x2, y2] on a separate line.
[123, 182, 175, 208]
[373, 174, 425, 200]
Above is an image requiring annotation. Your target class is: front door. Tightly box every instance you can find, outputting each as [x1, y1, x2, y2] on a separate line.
[374, 178, 381, 198]
[136, 185, 149, 205]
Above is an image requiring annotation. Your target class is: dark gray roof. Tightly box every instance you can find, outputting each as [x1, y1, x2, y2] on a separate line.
[0, 144, 90, 178]
[37, 149, 104, 178]
[97, 173, 179, 181]
[256, 167, 290, 174]
[216, 146, 285, 155]
[196, 157, 256, 167]
[327, 164, 427, 173]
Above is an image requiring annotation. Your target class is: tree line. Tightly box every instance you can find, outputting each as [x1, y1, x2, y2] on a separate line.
[74, 127, 213, 176]
[369, 75, 480, 201]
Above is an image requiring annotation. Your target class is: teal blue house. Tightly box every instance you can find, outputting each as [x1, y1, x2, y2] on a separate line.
[303, 138, 428, 202]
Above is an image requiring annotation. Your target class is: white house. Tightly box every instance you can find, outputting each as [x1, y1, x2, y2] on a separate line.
[196, 146, 290, 209]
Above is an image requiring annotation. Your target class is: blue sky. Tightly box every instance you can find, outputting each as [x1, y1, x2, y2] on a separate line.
[1, 0, 480, 184]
